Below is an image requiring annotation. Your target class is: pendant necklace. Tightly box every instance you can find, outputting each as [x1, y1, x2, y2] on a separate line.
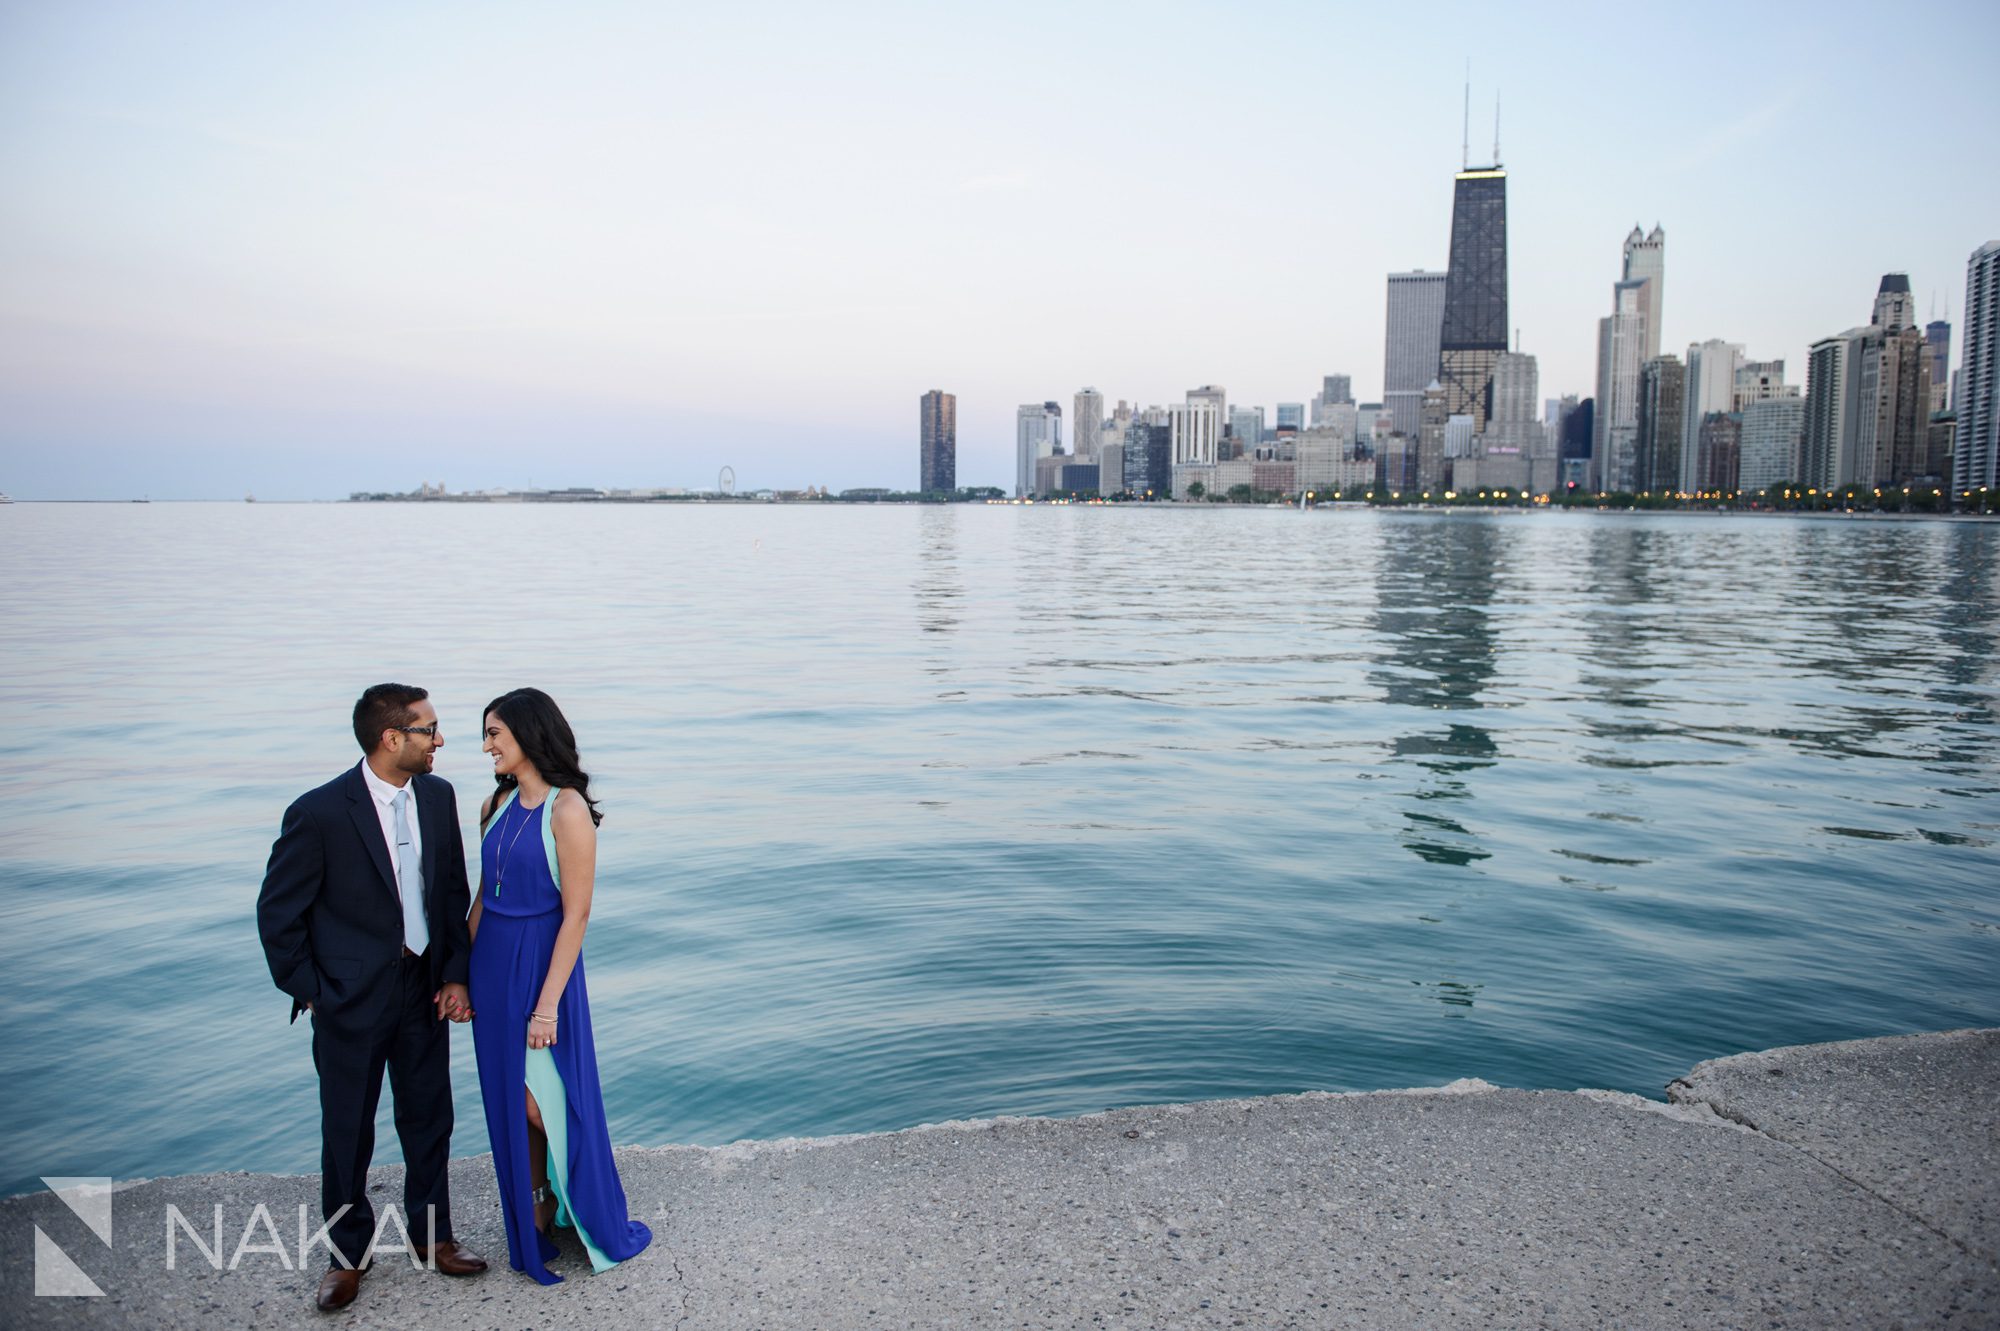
[488, 795, 538, 897]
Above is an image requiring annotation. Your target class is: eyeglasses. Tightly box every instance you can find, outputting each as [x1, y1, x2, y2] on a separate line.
[395, 724, 440, 739]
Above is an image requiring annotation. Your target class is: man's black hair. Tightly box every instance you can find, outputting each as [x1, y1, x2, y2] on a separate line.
[352, 683, 429, 753]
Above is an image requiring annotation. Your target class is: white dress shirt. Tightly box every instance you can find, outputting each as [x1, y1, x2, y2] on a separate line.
[358, 758, 424, 901]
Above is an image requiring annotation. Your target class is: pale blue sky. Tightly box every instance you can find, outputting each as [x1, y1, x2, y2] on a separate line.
[3, 1, 1995, 498]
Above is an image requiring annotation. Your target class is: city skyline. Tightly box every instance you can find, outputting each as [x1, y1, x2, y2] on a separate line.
[2, 2, 1997, 499]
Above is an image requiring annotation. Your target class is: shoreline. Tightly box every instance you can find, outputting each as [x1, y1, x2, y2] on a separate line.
[8, 495, 1998, 521]
[4, 1028, 1993, 1328]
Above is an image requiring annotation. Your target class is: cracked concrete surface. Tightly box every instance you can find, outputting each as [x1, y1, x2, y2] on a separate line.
[1669, 1026, 1999, 1266]
[2, 1029, 1994, 1329]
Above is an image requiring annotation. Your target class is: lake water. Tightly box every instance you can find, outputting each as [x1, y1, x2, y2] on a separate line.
[2, 502, 1997, 1197]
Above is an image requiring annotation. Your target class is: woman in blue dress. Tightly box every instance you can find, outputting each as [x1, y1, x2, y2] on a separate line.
[468, 687, 652, 1284]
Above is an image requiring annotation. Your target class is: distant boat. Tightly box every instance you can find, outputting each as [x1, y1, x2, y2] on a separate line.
[245, 494, 256, 503]
[0, 492, 12, 504]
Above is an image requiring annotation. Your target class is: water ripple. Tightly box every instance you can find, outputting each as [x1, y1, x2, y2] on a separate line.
[1, 504, 1997, 1196]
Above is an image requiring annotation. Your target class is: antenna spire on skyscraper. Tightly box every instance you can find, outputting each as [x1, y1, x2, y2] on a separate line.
[1493, 91, 1501, 166]
[1462, 61, 1470, 171]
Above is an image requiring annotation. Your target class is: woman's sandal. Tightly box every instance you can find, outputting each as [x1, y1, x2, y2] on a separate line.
[532, 1184, 558, 1237]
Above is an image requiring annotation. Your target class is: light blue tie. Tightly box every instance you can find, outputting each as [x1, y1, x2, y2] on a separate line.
[390, 788, 431, 956]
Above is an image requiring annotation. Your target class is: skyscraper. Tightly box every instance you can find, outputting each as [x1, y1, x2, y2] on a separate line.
[1417, 382, 1449, 493]
[1444, 415, 1477, 462]
[1681, 340, 1744, 492]
[1461, 350, 1549, 494]
[1355, 403, 1390, 446]
[1803, 331, 1869, 490]
[1927, 414, 1955, 482]
[1294, 427, 1349, 494]
[1015, 401, 1062, 497]
[1275, 403, 1305, 432]
[1872, 327, 1933, 485]
[1733, 359, 1792, 410]
[1187, 385, 1227, 429]
[1695, 413, 1741, 493]
[1740, 398, 1805, 492]
[1489, 350, 1539, 426]
[1436, 166, 1509, 430]
[1806, 271, 1941, 492]
[1170, 402, 1221, 464]
[1379, 435, 1418, 493]
[1635, 355, 1686, 494]
[1072, 388, 1104, 462]
[1559, 398, 1594, 469]
[1228, 405, 1266, 452]
[1098, 440, 1124, 495]
[1594, 280, 1649, 490]
[1623, 225, 1666, 359]
[1545, 395, 1578, 459]
[919, 390, 956, 494]
[1126, 420, 1172, 498]
[1317, 401, 1358, 450]
[1591, 225, 1665, 492]
[1872, 273, 1915, 333]
[1169, 401, 1221, 498]
[1384, 270, 1448, 437]
[1927, 318, 1952, 414]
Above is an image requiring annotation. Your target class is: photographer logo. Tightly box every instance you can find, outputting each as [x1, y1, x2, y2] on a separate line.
[35, 1177, 112, 1297]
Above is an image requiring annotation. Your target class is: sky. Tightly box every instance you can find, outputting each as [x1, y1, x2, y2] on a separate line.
[2, 0, 1997, 499]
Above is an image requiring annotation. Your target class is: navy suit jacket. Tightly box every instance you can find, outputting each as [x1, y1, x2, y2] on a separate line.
[257, 764, 474, 1025]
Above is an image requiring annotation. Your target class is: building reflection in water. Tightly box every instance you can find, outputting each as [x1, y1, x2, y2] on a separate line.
[914, 506, 963, 637]
[1368, 517, 1503, 868]
[1933, 525, 1998, 745]
[1803, 523, 2000, 772]
[914, 507, 965, 709]
[1572, 523, 1669, 747]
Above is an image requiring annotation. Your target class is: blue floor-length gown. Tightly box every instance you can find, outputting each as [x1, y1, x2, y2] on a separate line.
[469, 788, 652, 1284]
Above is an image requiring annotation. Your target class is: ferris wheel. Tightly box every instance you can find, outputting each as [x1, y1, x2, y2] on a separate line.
[718, 465, 736, 496]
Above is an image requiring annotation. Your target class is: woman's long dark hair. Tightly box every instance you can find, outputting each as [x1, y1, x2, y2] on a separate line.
[482, 687, 603, 828]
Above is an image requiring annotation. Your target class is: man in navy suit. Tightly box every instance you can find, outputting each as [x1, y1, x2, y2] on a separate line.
[258, 683, 488, 1311]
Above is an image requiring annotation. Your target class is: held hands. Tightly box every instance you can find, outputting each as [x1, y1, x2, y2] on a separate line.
[528, 1011, 558, 1049]
[435, 983, 474, 1023]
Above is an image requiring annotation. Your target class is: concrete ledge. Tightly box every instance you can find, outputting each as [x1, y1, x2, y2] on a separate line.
[1668, 1026, 2000, 1264]
[3, 1031, 1995, 1329]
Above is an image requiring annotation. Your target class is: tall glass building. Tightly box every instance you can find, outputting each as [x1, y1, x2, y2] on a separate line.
[1953, 241, 1999, 500]
[920, 390, 956, 494]
[1073, 387, 1104, 461]
[1926, 320, 1952, 414]
[1623, 225, 1666, 361]
[1437, 168, 1508, 430]
[1383, 271, 1446, 438]
[1015, 402, 1061, 497]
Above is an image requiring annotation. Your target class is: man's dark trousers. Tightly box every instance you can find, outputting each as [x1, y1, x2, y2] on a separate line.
[313, 948, 454, 1265]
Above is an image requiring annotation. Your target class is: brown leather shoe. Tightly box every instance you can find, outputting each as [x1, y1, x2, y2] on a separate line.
[315, 1265, 363, 1311]
[413, 1240, 489, 1276]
